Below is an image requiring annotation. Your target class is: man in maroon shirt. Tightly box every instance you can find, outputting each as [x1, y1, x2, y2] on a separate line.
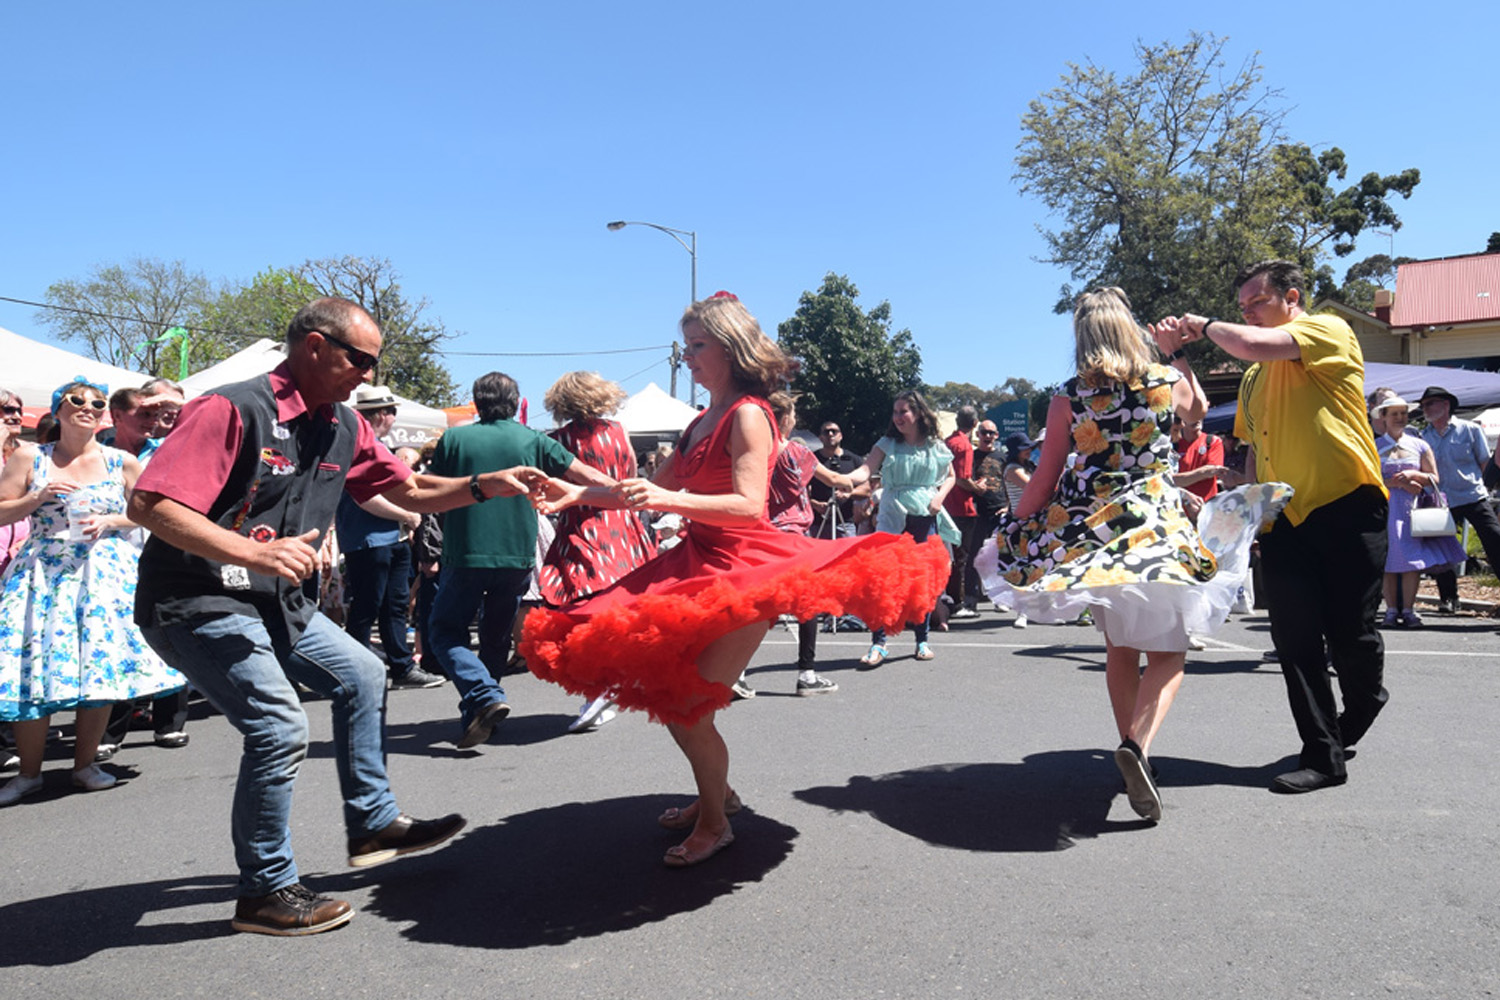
[129, 298, 539, 937]
[943, 406, 981, 617]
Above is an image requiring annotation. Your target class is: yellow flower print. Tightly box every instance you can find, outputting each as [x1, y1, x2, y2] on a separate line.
[1081, 564, 1135, 587]
[1143, 476, 1164, 498]
[1088, 393, 1115, 414]
[1145, 383, 1172, 411]
[1045, 505, 1070, 531]
[1084, 502, 1122, 529]
[1108, 452, 1122, 470]
[1129, 421, 1156, 448]
[1025, 566, 1047, 586]
[1073, 419, 1108, 455]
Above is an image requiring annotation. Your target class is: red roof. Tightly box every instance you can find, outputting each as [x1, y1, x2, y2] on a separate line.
[1390, 253, 1500, 328]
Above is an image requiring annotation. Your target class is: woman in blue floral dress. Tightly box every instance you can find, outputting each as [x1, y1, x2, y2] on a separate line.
[976, 289, 1290, 822]
[0, 380, 184, 806]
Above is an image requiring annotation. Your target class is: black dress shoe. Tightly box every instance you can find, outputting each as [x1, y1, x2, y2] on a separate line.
[348, 812, 467, 867]
[1271, 768, 1347, 794]
[231, 883, 352, 936]
[456, 700, 510, 749]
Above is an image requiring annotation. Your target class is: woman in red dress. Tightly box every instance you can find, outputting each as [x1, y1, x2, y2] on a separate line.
[522, 294, 948, 867]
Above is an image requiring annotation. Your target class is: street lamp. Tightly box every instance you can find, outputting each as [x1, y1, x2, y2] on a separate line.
[607, 219, 698, 403]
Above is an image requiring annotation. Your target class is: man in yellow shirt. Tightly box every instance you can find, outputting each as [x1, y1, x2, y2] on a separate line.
[1153, 260, 1388, 794]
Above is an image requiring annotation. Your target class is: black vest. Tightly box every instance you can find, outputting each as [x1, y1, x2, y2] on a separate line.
[135, 374, 359, 642]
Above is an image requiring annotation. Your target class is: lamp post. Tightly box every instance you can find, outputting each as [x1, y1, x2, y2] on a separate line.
[607, 219, 698, 404]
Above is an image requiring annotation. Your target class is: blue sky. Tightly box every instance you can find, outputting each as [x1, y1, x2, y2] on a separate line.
[2, 2, 1493, 409]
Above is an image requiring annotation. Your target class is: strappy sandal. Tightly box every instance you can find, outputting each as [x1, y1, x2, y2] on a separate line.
[914, 642, 935, 661]
[663, 828, 734, 868]
[858, 644, 888, 667]
[657, 789, 744, 830]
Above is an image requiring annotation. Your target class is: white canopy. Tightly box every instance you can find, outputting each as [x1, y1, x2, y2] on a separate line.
[0, 324, 153, 414]
[181, 337, 450, 446]
[616, 382, 700, 436]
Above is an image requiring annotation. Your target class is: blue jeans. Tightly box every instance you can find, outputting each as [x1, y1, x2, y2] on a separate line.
[427, 566, 530, 726]
[141, 612, 400, 897]
[343, 542, 415, 675]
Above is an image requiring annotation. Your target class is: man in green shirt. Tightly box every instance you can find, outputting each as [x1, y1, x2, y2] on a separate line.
[428, 372, 610, 748]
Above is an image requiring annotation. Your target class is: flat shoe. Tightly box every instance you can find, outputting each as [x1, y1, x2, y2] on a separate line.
[914, 642, 935, 661]
[663, 828, 735, 868]
[658, 790, 743, 830]
[858, 645, 888, 668]
[1113, 741, 1162, 822]
[1270, 767, 1347, 794]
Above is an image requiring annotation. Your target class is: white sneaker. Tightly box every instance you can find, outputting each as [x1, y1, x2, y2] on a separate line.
[1013, 614, 1028, 629]
[71, 764, 117, 792]
[1187, 635, 1207, 651]
[568, 696, 616, 733]
[1, 750, 17, 772]
[0, 773, 44, 805]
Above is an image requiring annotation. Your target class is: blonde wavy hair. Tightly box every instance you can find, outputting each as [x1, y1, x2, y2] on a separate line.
[1073, 287, 1156, 386]
[681, 294, 798, 398]
[544, 371, 628, 424]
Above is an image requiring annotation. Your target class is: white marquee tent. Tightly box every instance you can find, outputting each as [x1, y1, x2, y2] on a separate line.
[615, 382, 699, 436]
[0, 324, 153, 421]
[180, 338, 450, 447]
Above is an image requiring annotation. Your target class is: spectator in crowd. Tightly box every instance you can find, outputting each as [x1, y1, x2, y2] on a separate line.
[0, 379, 186, 806]
[426, 371, 611, 749]
[1000, 432, 1037, 628]
[1155, 259, 1389, 794]
[137, 378, 185, 440]
[129, 297, 537, 935]
[403, 443, 444, 669]
[1171, 415, 1227, 524]
[943, 405, 982, 619]
[763, 393, 844, 697]
[1373, 395, 1465, 627]
[336, 385, 444, 690]
[837, 389, 960, 666]
[536, 371, 658, 732]
[809, 420, 865, 539]
[971, 419, 1007, 547]
[1416, 385, 1500, 615]
[0, 387, 28, 572]
[97, 383, 193, 758]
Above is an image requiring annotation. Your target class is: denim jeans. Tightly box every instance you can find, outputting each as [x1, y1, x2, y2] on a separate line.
[343, 542, 415, 675]
[141, 611, 400, 897]
[427, 566, 530, 726]
[872, 514, 938, 646]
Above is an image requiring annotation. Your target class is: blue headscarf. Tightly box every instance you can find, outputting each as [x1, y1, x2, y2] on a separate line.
[50, 376, 111, 414]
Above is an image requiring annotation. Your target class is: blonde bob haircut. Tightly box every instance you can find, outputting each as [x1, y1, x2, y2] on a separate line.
[544, 370, 628, 424]
[1073, 287, 1156, 386]
[681, 295, 798, 399]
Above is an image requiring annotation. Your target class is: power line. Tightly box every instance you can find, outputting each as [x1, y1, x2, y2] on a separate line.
[2, 294, 673, 360]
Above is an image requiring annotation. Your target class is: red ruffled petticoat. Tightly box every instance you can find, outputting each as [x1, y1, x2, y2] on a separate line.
[521, 526, 948, 726]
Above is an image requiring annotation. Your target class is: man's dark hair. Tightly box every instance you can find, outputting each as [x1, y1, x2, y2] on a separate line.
[955, 405, 978, 431]
[286, 297, 366, 346]
[109, 386, 143, 414]
[473, 372, 520, 423]
[1234, 259, 1304, 298]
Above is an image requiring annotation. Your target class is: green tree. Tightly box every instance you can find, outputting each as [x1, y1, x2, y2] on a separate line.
[777, 273, 922, 452]
[1486, 232, 1500, 255]
[1335, 253, 1414, 313]
[1016, 33, 1419, 347]
[37, 257, 213, 374]
[196, 257, 459, 406]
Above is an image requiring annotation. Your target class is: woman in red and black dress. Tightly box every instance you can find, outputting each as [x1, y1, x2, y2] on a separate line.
[540, 371, 658, 731]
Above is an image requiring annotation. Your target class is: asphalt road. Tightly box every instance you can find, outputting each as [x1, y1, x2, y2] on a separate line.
[3, 607, 1498, 999]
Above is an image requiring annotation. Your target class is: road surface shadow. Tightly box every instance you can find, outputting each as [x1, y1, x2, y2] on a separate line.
[343, 793, 797, 948]
[794, 749, 1294, 852]
[0, 875, 238, 965]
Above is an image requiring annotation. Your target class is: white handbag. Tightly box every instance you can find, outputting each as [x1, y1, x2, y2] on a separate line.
[1410, 490, 1456, 538]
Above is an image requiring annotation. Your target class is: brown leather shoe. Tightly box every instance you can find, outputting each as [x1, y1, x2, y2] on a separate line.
[347, 812, 467, 868]
[231, 883, 352, 936]
[455, 700, 510, 749]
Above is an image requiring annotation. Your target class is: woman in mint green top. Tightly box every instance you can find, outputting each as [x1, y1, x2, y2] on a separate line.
[837, 390, 956, 665]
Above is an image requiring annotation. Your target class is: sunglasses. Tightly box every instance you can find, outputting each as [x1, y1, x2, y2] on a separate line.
[65, 394, 107, 411]
[316, 330, 379, 372]
[978, 429, 999, 436]
[1, 405, 22, 418]
[820, 428, 840, 435]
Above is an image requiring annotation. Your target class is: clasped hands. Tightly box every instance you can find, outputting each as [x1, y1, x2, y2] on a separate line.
[521, 470, 664, 516]
[1146, 314, 1214, 355]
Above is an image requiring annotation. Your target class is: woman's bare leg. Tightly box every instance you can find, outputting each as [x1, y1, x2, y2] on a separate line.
[72, 706, 111, 770]
[11, 716, 49, 779]
[663, 621, 770, 857]
[1103, 640, 1141, 742]
[1132, 651, 1187, 755]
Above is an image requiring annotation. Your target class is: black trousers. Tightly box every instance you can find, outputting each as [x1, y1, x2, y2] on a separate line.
[1432, 497, 1500, 602]
[946, 514, 977, 607]
[1258, 485, 1389, 776]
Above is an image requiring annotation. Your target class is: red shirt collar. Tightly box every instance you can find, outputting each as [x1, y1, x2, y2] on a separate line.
[269, 361, 339, 423]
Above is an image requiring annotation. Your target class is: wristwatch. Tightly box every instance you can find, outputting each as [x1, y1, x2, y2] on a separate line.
[469, 473, 487, 503]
